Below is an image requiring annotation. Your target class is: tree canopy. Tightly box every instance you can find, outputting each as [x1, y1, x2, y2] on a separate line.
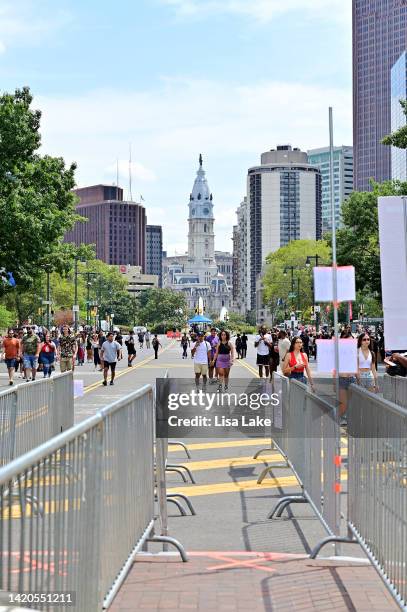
[262, 239, 331, 321]
[136, 288, 188, 331]
[0, 87, 81, 289]
[382, 99, 407, 149]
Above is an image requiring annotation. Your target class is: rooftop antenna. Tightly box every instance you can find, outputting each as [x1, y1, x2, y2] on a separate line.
[129, 143, 133, 201]
[116, 158, 119, 200]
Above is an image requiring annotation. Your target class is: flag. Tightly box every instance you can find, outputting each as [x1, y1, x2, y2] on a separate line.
[349, 301, 353, 320]
[7, 272, 16, 287]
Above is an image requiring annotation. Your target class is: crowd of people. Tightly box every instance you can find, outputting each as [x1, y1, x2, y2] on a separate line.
[0, 325, 162, 387]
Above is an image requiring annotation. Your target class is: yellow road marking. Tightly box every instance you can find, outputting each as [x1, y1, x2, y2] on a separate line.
[167, 476, 298, 497]
[168, 439, 271, 452]
[167, 472, 349, 498]
[171, 454, 285, 472]
[237, 359, 260, 377]
[82, 341, 175, 395]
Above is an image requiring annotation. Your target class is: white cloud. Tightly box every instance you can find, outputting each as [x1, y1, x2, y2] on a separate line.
[0, 1, 71, 53]
[161, 0, 350, 24]
[37, 76, 351, 254]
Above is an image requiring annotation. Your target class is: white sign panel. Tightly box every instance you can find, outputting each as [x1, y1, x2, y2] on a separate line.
[313, 266, 356, 303]
[316, 339, 358, 373]
[73, 379, 84, 398]
[378, 196, 407, 350]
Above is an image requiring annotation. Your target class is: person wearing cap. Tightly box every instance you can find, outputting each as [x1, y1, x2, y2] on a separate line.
[191, 331, 212, 388]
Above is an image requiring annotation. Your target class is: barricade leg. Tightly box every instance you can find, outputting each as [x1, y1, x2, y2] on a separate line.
[168, 441, 191, 459]
[166, 498, 187, 515]
[167, 493, 196, 515]
[310, 535, 358, 559]
[166, 463, 196, 483]
[148, 535, 188, 562]
[268, 495, 307, 519]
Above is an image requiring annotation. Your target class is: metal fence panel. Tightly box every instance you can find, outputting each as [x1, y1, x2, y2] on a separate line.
[0, 373, 73, 466]
[382, 374, 407, 409]
[348, 385, 407, 609]
[0, 384, 154, 612]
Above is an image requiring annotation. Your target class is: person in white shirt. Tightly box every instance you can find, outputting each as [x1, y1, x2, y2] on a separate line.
[100, 332, 122, 386]
[191, 331, 212, 387]
[254, 326, 272, 378]
[278, 330, 291, 369]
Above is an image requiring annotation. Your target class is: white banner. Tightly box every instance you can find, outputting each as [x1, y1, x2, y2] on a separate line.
[316, 338, 358, 373]
[313, 266, 356, 302]
[378, 196, 407, 350]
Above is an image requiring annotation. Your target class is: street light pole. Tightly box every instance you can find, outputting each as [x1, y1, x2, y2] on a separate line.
[74, 259, 78, 332]
[46, 268, 50, 330]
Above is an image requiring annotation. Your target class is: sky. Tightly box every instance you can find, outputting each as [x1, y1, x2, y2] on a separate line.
[0, 0, 352, 255]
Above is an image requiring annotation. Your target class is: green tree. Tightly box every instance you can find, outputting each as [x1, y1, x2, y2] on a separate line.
[0, 87, 82, 289]
[336, 180, 407, 297]
[262, 240, 331, 321]
[137, 288, 188, 330]
[0, 304, 14, 329]
[382, 100, 407, 149]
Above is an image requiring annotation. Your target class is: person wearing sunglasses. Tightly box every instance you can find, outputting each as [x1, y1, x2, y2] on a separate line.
[356, 333, 378, 392]
[282, 337, 315, 391]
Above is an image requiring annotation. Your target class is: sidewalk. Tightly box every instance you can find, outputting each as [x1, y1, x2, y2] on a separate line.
[110, 553, 398, 611]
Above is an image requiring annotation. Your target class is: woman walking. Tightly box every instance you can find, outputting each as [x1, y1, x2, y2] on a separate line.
[357, 333, 378, 392]
[91, 333, 101, 370]
[180, 333, 190, 359]
[211, 330, 234, 392]
[39, 332, 57, 378]
[282, 337, 315, 391]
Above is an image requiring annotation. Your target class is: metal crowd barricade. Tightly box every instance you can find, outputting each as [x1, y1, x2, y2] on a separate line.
[347, 385, 407, 610]
[0, 373, 74, 466]
[155, 372, 195, 535]
[0, 384, 187, 612]
[382, 373, 407, 409]
[260, 374, 348, 553]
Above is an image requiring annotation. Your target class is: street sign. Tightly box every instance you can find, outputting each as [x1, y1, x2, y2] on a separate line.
[72, 305, 79, 312]
[288, 292, 296, 299]
[314, 305, 321, 312]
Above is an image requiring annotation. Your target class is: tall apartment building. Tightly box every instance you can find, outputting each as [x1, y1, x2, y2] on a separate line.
[146, 225, 163, 287]
[247, 146, 321, 313]
[391, 50, 407, 181]
[65, 185, 146, 268]
[232, 198, 248, 315]
[307, 146, 354, 233]
[353, 0, 407, 191]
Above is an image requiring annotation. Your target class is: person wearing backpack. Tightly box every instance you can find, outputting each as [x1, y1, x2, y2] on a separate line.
[152, 334, 161, 359]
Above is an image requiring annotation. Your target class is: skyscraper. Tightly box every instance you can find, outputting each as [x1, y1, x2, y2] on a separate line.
[353, 0, 407, 191]
[65, 185, 146, 268]
[146, 225, 163, 287]
[391, 50, 407, 181]
[307, 146, 354, 233]
[246, 146, 321, 312]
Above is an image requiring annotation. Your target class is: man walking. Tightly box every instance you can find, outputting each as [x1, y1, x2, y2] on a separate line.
[3, 329, 21, 385]
[206, 328, 219, 384]
[125, 330, 137, 367]
[191, 331, 212, 388]
[58, 325, 77, 373]
[22, 326, 40, 382]
[254, 326, 272, 378]
[100, 332, 122, 386]
[152, 334, 162, 359]
[144, 330, 151, 349]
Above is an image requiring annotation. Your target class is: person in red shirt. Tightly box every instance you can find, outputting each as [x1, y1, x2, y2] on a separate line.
[2, 329, 21, 386]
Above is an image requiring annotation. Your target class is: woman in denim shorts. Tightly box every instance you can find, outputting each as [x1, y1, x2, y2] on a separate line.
[357, 333, 378, 392]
